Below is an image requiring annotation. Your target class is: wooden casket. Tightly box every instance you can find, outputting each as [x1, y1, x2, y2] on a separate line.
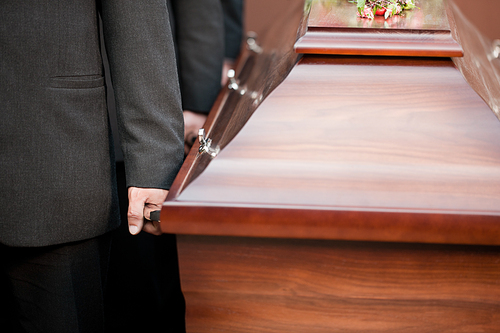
[161, 0, 500, 331]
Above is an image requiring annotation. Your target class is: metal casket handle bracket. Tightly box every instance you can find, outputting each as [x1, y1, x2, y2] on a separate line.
[198, 128, 220, 158]
[227, 69, 239, 91]
[227, 69, 247, 96]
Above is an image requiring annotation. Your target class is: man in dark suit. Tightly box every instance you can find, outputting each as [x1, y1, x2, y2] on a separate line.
[169, 0, 225, 154]
[0, 1, 184, 332]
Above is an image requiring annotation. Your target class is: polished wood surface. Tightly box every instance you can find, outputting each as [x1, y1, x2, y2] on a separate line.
[178, 235, 500, 332]
[163, 55, 500, 245]
[295, 0, 463, 57]
[160, 0, 500, 331]
[167, 0, 305, 196]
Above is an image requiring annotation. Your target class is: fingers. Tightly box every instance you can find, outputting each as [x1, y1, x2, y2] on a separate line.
[141, 207, 162, 236]
[127, 210, 143, 235]
[141, 219, 163, 236]
[127, 188, 144, 235]
[127, 187, 169, 236]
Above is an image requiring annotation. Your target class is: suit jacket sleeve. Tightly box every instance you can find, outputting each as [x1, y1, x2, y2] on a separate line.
[99, 0, 184, 189]
[170, 0, 224, 114]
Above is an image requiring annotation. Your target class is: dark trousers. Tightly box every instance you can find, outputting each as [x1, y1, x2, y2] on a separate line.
[0, 233, 111, 333]
[105, 162, 186, 332]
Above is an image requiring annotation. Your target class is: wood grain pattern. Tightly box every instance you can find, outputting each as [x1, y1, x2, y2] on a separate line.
[161, 206, 500, 245]
[167, 0, 305, 196]
[178, 235, 500, 332]
[162, 56, 500, 245]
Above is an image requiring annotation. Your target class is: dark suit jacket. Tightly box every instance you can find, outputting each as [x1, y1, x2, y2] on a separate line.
[0, 0, 184, 247]
[168, 0, 225, 114]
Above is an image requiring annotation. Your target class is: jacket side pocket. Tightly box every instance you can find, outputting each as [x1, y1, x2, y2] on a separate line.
[49, 75, 104, 89]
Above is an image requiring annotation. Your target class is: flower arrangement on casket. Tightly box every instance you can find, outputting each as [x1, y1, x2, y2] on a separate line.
[352, 0, 417, 19]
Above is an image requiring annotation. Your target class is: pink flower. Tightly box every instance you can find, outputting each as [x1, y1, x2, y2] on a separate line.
[357, 6, 374, 19]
